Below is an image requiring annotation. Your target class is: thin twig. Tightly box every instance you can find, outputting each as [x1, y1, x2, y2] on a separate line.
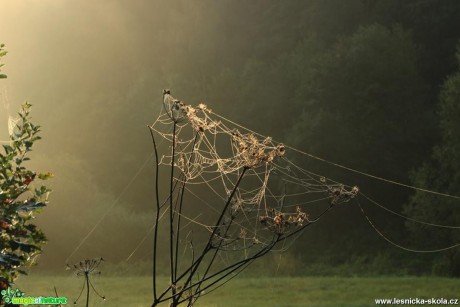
[169, 122, 177, 303]
[148, 126, 161, 303]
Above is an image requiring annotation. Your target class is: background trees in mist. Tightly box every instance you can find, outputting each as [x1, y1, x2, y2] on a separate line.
[2, 0, 460, 275]
[404, 48, 460, 276]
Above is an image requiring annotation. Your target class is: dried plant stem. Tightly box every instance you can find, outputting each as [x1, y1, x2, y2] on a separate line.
[148, 126, 161, 303]
[85, 273, 90, 307]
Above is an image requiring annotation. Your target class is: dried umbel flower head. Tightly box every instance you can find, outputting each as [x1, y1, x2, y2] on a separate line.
[183, 104, 220, 133]
[276, 144, 286, 157]
[259, 207, 309, 235]
[67, 258, 106, 305]
[328, 185, 359, 205]
[231, 133, 287, 168]
[197, 103, 210, 112]
[273, 213, 284, 226]
[163, 90, 186, 122]
[67, 257, 104, 276]
[287, 206, 309, 226]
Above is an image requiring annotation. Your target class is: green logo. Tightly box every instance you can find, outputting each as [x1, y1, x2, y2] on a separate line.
[1, 287, 67, 306]
[1, 287, 24, 304]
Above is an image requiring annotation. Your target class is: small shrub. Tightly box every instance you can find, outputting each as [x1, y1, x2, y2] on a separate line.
[0, 103, 52, 293]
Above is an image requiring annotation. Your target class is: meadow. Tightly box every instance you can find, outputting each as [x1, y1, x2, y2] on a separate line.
[13, 274, 460, 307]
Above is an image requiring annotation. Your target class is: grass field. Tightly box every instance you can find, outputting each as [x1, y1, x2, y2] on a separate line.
[12, 275, 460, 306]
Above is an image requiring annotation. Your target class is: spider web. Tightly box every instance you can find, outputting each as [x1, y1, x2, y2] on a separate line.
[151, 92, 359, 271]
[1, 87, 19, 142]
[7, 115, 19, 137]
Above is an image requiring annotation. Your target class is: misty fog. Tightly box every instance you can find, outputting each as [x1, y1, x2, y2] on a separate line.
[2, 0, 460, 280]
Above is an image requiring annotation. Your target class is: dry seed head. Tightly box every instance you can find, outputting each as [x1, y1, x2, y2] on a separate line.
[276, 144, 286, 156]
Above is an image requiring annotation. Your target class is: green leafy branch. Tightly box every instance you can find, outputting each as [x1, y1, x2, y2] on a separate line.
[0, 102, 52, 292]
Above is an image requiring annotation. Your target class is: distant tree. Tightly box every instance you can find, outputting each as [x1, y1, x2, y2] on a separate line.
[404, 47, 460, 276]
[289, 24, 431, 181]
[273, 24, 437, 265]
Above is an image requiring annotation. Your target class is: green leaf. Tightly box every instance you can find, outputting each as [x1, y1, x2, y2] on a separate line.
[38, 172, 54, 180]
[24, 224, 37, 232]
[16, 201, 46, 212]
[11, 241, 37, 253]
[0, 254, 21, 266]
[2, 145, 13, 154]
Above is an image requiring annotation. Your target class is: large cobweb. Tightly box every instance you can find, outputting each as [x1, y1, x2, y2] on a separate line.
[151, 93, 358, 249]
[150, 91, 359, 275]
